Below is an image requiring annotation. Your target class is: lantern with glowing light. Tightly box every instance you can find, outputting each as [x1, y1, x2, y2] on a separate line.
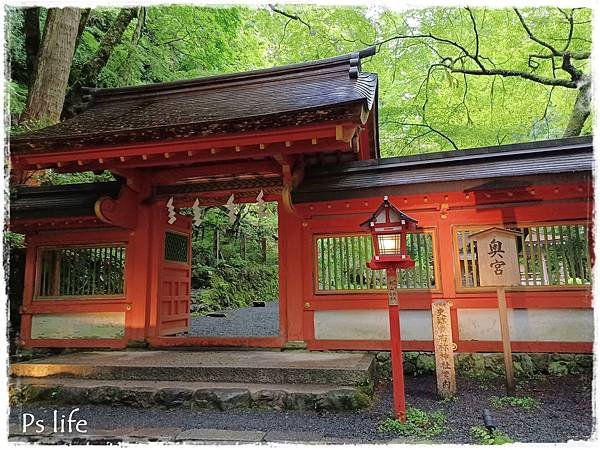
[360, 195, 419, 422]
[360, 196, 418, 270]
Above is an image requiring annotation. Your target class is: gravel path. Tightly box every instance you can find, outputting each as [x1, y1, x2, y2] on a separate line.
[10, 374, 593, 443]
[188, 300, 279, 337]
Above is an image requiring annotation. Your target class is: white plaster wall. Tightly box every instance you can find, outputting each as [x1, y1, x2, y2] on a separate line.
[314, 310, 433, 340]
[31, 312, 126, 340]
[457, 308, 593, 342]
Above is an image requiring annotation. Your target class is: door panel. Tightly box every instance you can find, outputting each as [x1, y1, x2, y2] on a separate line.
[158, 216, 192, 336]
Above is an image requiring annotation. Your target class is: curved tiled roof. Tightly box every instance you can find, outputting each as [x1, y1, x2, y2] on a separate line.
[11, 48, 377, 154]
[293, 136, 593, 202]
[10, 181, 123, 220]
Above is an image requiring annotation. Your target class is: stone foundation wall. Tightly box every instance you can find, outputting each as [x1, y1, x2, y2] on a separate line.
[374, 351, 593, 380]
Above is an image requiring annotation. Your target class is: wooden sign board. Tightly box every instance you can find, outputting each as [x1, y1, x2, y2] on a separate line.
[470, 227, 520, 394]
[470, 227, 521, 287]
[431, 301, 456, 399]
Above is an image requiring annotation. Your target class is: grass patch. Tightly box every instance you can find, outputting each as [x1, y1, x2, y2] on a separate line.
[490, 395, 539, 410]
[470, 426, 513, 445]
[515, 374, 545, 391]
[379, 407, 447, 439]
[438, 395, 458, 404]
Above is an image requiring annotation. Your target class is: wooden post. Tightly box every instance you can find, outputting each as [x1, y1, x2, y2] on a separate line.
[497, 286, 515, 394]
[261, 237, 267, 263]
[214, 229, 220, 263]
[387, 268, 407, 422]
[240, 233, 246, 259]
[471, 227, 521, 396]
[51, 250, 61, 296]
[431, 300, 457, 399]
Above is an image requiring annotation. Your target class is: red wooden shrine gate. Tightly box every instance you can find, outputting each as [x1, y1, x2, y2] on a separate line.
[8, 46, 593, 354]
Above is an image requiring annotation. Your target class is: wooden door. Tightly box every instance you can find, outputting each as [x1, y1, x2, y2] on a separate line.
[158, 216, 192, 336]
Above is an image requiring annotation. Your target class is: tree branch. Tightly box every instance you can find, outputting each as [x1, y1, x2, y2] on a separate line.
[514, 8, 561, 56]
[449, 66, 577, 88]
[465, 7, 480, 60]
[558, 8, 575, 52]
[268, 4, 311, 31]
[381, 119, 459, 150]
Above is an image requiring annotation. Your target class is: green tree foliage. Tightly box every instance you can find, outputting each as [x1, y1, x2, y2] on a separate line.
[7, 5, 591, 153]
[253, 5, 592, 155]
[187, 203, 278, 313]
[71, 6, 267, 87]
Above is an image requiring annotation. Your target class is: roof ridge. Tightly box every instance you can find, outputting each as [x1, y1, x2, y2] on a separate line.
[91, 66, 364, 105]
[304, 136, 593, 177]
[82, 47, 376, 102]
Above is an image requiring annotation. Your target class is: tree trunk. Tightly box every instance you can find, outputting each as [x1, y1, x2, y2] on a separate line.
[23, 7, 41, 85]
[74, 9, 91, 55]
[563, 79, 591, 137]
[63, 8, 137, 118]
[20, 7, 81, 126]
[78, 7, 137, 87]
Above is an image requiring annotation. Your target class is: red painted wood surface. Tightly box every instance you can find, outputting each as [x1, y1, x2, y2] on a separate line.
[387, 268, 407, 421]
[16, 176, 593, 354]
[19, 229, 132, 348]
[157, 216, 193, 336]
[12, 122, 356, 171]
[293, 182, 593, 354]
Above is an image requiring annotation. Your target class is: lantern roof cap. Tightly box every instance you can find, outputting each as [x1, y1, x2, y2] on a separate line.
[470, 227, 521, 239]
[359, 196, 417, 230]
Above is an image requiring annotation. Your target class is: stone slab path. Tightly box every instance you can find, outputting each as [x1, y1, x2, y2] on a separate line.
[189, 300, 279, 337]
[11, 349, 375, 384]
[9, 426, 370, 445]
[10, 350, 375, 411]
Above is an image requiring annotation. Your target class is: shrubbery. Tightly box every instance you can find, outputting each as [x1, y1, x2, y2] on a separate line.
[193, 263, 278, 314]
[188, 202, 279, 314]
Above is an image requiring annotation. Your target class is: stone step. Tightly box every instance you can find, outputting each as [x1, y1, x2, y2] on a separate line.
[9, 377, 371, 411]
[11, 350, 375, 386]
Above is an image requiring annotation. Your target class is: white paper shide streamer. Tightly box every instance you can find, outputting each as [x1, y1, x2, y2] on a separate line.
[192, 198, 202, 227]
[166, 196, 176, 224]
[256, 190, 268, 219]
[225, 193, 237, 225]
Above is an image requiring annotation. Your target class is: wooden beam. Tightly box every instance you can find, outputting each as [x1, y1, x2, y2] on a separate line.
[12, 122, 354, 170]
[94, 185, 139, 229]
[148, 160, 282, 185]
[54, 139, 352, 172]
[161, 190, 281, 207]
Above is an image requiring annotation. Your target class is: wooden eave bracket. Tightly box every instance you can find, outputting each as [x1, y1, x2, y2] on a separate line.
[94, 185, 139, 229]
[274, 154, 304, 216]
[336, 124, 358, 143]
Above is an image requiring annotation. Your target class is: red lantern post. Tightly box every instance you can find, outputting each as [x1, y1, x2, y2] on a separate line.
[361, 196, 418, 422]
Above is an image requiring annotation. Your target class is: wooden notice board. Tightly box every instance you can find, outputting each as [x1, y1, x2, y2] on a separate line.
[470, 227, 521, 394]
[470, 227, 521, 287]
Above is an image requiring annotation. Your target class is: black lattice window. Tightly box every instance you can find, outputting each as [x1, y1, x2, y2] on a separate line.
[457, 223, 592, 288]
[36, 245, 126, 298]
[316, 232, 436, 291]
[164, 232, 189, 262]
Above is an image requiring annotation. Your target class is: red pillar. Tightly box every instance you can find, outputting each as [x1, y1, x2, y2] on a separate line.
[278, 202, 304, 345]
[124, 203, 152, 342]
[387, 268, 407, 422]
